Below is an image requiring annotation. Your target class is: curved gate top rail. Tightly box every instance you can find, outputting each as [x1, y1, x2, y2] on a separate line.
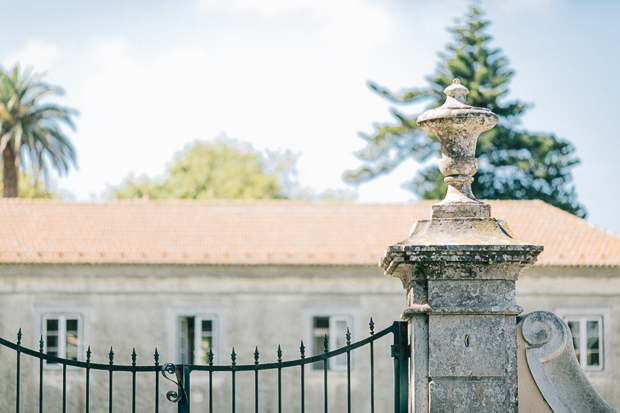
[0, 319, 409, 413]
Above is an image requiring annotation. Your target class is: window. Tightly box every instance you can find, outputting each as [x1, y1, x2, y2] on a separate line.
[178, 316, 216, 364]
[565, 316, 604, 371]
[42, 314, 82, 365]
[312, 316, 351, 371]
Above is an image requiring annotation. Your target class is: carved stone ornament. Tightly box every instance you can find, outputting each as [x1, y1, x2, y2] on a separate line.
[518, 312, 616, 412]
[380, 79, 542, 285]
[417, 78, 498, 216]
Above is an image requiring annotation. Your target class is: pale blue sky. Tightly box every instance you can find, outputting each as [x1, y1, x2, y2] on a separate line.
[1, 0, 619, 234]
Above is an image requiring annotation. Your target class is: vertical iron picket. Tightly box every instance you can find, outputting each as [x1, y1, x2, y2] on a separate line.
[323, 335, 328, 413]
[208, 348, 214, 413]
[62, 363, 67, 413]
[39, 336, 44, 413]
[392, 321, 409, 413]
[231, 348, 237, 413]
[300, 341, 305, 413]
[16, 329, 21, 413]
[131, 349, 137, 413]
[86, 346, 91, 413]
[254, 347, 260, 413]
[369, 318, 375, 413]
[154, 348, 160, 413]
[346, 328, 351, 413]
[109, 347, 114, 413]
[277, 345, 282, 413]
[179, 365, 191, 413]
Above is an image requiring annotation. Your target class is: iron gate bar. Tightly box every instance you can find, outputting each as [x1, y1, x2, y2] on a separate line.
[0, 335, 162, 371]
[346, 327, 352, 413]
[392, 320, 409, 413]
[231, 348, 236, 413]
[182, 321, 397, 372]
[109, 348, 114, 413]
[154, 348, 160, 413]
[15, 329, 21, 413]
[62, 363, 67, 413]
[86, 346, 91, 413]
[0, 320, 410, 413]
[300, 341, 305, 413]
[323, 335, 328, 413]
[277, 344, 283, 413]
[254, 346, 259, 413]
[38, 337, 43, 413]
[370, 318, 375, 413]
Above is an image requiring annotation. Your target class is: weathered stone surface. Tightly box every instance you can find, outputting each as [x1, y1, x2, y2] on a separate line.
[519, 311, 616, 412]
[381, 79, 543, 412]
[428, 280, 515, 309]
[429, 379, 506, 412]
[411, 314, 430, 412]
[429, 315, 505, 377]
[417, 79, 498, 207]
[432, 203, 490, 218]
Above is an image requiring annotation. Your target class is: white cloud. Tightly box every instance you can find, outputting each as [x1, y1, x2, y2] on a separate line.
[3, 39, 62, 72]
[198, 0, 396, 50]
[56, 26, 419, 201]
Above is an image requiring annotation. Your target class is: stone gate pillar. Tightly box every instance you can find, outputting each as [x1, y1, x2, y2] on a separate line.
[381, 79, 543, 412]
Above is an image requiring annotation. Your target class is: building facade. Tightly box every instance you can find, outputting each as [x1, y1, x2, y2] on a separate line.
[0, 199, 618, 411]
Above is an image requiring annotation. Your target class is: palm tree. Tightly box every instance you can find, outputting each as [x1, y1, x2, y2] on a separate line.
[0, 65, 77, 197]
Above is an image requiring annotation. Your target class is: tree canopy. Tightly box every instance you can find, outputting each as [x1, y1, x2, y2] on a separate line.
[0, 65, 77, 198]
[344, 7, 585, 217]
[111, 138, 283, 200]
[110, 136, 357, 201]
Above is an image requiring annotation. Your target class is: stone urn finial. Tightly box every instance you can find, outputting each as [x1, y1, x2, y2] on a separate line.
[417, 79, 498, 218]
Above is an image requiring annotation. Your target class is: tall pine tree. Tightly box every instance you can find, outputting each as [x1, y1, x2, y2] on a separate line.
[344, 7, 585, 217]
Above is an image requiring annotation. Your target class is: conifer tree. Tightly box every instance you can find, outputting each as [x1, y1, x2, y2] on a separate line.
[344, 7, 585, 217]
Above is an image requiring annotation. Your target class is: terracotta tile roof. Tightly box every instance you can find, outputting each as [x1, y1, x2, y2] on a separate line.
[0, 199, 618, 267]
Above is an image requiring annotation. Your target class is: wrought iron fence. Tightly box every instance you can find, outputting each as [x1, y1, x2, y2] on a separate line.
[0, 320, 409, 413]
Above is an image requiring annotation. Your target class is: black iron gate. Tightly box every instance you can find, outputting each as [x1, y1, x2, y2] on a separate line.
[0, 320, 409, 412]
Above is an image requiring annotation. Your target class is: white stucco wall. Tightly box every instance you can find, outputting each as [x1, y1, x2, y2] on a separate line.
[0, 264, 618, 411]
[0, 264, 405, 412]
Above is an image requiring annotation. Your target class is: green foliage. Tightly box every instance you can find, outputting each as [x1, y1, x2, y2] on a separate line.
[344, 7, 585, 217]
[111, 137, 284, 200]
[111, 136, 359, 202]
[0, 64, 77, 197]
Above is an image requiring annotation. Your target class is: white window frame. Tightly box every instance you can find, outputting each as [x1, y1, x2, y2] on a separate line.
[169, 307, 223, 365]
[564, 315, 604, 371]
[555, 307, 611, 373]
[309, 314, 354, 372]
[41, 313, 84, 369]
[177, 315, 218, 365]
